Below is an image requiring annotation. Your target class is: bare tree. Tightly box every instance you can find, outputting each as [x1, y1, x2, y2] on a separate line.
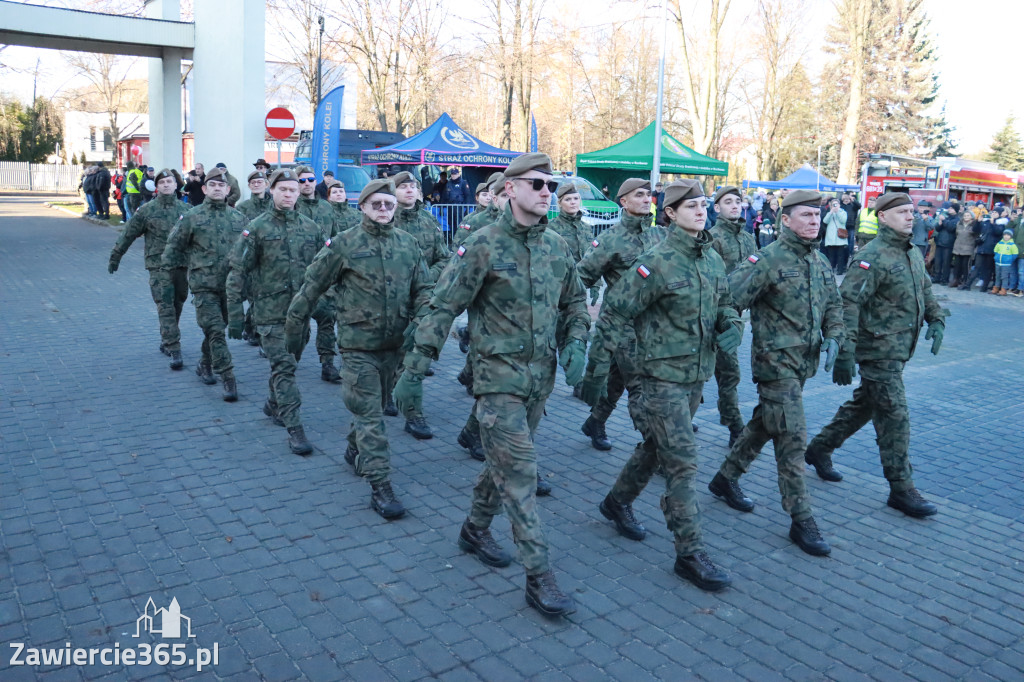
[828, 0, 876, 183]
[673, 0, 731, 156]
[267, 0, 347, 120]
[62, 52, 138, 162]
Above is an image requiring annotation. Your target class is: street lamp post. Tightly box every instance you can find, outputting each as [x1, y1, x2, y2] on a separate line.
[317, 15, 325, 107]
[651, 0, 668, 188]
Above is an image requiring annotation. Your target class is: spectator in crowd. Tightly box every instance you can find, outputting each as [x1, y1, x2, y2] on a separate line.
[253, 158, 271, 174]
[314, 170, 335, 200]
[432, 171, 448, 203]
[840, 192, 860, 274]
[123, 161, 144, 220]
[930, 200, 957, 285]
[910, 200, 934, 260]
[993, 229, 1019, 295]
[653, 182, 665, 224]
[601, 183, 611, 199]
[93, 161, 111, 220]
[1012, 209, 1024, 295]
[442, 167, 471, 204]
[420, 167, 435, 202]
[821, 198, 849, 272]
[112, 167, 128, 223]
[951, 208, 976, 288]
[139, 167, 156, 204]
[81, 165, 97, 217]
[968, 210, 1000, 292]
[856, 196, 879, 248]
[184, 163, 205, 206]
[970, 201, 986, 221]
[751, 190, 765, 212]
[741, 196, 757, 234]
[757, 196, 779, 247]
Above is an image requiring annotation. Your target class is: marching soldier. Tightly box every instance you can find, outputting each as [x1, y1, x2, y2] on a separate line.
[325, 178, 361, 232]
[708, 185, 758, 445]
[161, 167, 247, 401]
[226, 169, 325, 455]
[576, 178, 666, 451]
[108, 168, 188, 370]
[235, 170, 273, 345]
[393, 153, 589, 617]
[286, 179, 433, 519]
[805, 192, 947, 518]
[454, 171, 504, 247]
[708, 190, 846, 556]
[548, 182, 601, 309]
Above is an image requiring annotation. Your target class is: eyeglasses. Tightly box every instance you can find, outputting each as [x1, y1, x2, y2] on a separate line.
[513, 178, 558, 193]
[370, 199, 396, 211]
[297, 178, 315, 184]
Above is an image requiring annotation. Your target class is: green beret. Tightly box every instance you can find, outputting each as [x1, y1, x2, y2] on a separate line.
[203, 167, 229, 185]
[617, 178, 651, 200]
[713, 185, 741, 204]
[475, 182, 489, 196]
[154, 168, 176, 183]
[324, 177, 343, 191]
[663, 179, 704, 207]
[294, 165, 314, 176]
[487, 171, 504, 185]
[781, 189, 822, 208]
[503, 152, 552, 178]
[556, 182, 580, 199]
[489, 174, 506, 194]
[268, 168, 299, 187]
[392, 171, 417, 187]
[875, 192, 913, 213]
[358, 178, 396, 205]
[246, 170, 266, 183]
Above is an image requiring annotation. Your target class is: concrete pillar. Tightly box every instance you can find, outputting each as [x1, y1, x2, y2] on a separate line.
[192, 0, 265, 185]
[145, 0, 182, 171]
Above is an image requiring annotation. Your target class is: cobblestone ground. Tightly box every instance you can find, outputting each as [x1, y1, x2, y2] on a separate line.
[1, 195, 1022, 681]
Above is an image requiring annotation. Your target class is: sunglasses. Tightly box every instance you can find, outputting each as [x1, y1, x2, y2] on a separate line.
[513, 177, 558, 192]
[370, 199, 396, 211]
[298, 178, 316, 184]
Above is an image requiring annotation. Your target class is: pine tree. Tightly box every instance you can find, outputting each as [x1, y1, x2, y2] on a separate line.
[987, 115, 1024, 171]
[928, 103, 958, 158]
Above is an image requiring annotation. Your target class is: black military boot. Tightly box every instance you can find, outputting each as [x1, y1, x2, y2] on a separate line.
[263, 399, 284, 427]
[159, 343, 170, 356]
[456, 366, 474, 395]
[458, 520, 512, 567]
[405, 416, 433, 440]
[195, 361, 216, 385]
[708, 473, 754, 512]
[424, 366, 435, 377]
[458, 326, 471, 353]
[168, 350, 183, 371]
[599, 493, 646, 541]
[370, 481, 405, 519]
[581, 417, 612, 451]
[525, 570, 575, 617]
[789, 516, 831, 556]
[287, 426, 313, 456]
[674, 551, 732, 591]
[383, 395, 398, 417]
[321, 360, 341, 383]
[887, 487, 938, 518]
[536, 472, 552, 497]
[572, 384, 584, 401]
[221, 374, 238, 402]
[457, 428, 485, 461]
[805, 445, 843, 482]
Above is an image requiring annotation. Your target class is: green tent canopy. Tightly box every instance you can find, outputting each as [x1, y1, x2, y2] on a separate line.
[576, 122, 729, 176]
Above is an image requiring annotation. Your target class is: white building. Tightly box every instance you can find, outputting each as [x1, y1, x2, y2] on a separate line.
[63, 111, 147, 164]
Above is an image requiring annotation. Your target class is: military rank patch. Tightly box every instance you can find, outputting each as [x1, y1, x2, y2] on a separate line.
[457, 245, 466, 256]
[747, 254, 760, 263]
[858, 261, 871, 269]
[637, 264, 651, 278]
[592, 240, 599, 247]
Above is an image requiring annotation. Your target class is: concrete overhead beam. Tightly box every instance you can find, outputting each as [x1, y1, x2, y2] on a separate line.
[0, 1, 194, 58]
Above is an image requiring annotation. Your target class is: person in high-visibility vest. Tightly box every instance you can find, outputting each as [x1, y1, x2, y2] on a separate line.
[124, 161, 145, 221]
[856, 196, 878, 249]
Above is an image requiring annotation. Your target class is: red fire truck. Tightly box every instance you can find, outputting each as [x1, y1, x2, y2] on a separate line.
[860, 154, 1023, 209]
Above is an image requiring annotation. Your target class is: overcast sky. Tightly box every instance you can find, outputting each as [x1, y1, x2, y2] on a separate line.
[1, 0, 1020, 156]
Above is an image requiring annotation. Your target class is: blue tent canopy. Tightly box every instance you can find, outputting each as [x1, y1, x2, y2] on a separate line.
[743, 164, 859, 192]
[361, 113, 522, 167]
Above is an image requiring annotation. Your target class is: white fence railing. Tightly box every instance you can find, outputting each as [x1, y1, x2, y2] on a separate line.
[0, 162, 85, 192]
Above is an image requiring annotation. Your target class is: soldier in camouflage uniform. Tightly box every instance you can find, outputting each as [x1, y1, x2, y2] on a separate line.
[294, 166, 342, 384]
[548, 182, 600, 311]
[577, 178, 666, 451]
[708, 185, 759, 444]
[709, 190, 846, 557]
[805, 192, 947, 518]
[325, 179, 361, 232]
[459, 182, 492, 228]
[453, 171, 504, 248]
[286, 179, 433, 520]
[235, 170, 273, 345]
[226, 169, 325, 456]
[161, 167, 246, 401]
[393, 153, 588, 617]
[108, 168, 188, 370]
[582, 180, 742, 591]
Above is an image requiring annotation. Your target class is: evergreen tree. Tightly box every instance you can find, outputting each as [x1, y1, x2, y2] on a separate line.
[987, 115, 1024, 171]
[928, 103, 958, 158]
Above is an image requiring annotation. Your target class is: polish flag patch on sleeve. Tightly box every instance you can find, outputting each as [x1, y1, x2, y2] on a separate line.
[747, 254, 759, 263]
[242, 229, 250, 237]
[592, 239, 600, 247]
[858, 260, 871, 269]
[460, 223, 471, 230]
[457, 245, 466, 256]
[325, 238, 332, 247]
[637, 264, 651, 279]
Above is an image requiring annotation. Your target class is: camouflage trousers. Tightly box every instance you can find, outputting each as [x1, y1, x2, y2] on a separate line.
[241, 274, 256, 340]
[719, 378, 812, 520]
[313, 290, 336, 364]
[341, 350, 402, 484]
[148, 267, 188, 352]
[469, 392, 550, 576]
[808, 360, 914, 492]
[258, 324, 302, 429]
[713, 334, 745, 433]
[610, 378, 705, 556]
[590, 334, 646, 434]
[193, 290, 233, 376]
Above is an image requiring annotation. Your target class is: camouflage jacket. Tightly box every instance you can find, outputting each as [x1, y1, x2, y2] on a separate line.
[727, 227, 846, 382]
[454, 203, 499, 247]
[112, 193, 186, 270]
[410, 204, 590, 399]
[330, 201, 361, 233]
[394, 203, 451, 280]
[548, 210, 593, 263]
[225, 172, 241, 207]
[225, 206, 326, 326]
[577, 212, 665, 290]
[295, 196, 337, 236]
[841, 225, 947, 363]
[235, 193, 273, 223]
[709, 216, 758, 273]
[592, 227, 739, 385]
[162, 198, 247, 292]
[288, 214, 432, 352]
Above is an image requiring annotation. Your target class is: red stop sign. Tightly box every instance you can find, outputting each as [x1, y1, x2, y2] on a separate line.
[265, 108, 295, 140]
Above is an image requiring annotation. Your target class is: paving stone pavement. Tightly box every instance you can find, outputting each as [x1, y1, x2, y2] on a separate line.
[1, 195, 1022, 681]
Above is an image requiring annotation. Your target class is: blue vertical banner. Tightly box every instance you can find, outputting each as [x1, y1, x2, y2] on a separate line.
[530, 113, 538, 153]
[311, 86, 345, 180]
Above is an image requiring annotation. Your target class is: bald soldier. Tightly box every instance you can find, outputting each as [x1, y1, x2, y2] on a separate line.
[805, 192, 947, 518]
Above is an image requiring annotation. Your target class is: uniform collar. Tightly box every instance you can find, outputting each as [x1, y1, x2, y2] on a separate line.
[559, 209, 583, 223]
[878, 224, 913, 249]
[779, 226, 819, 254]
[361, 213, 393, 237]
[270, 206, 296, 220]
[398, 204, 418, 219]
[621, 212, 647, 234]
[713, 216, 743, 235]
[299, 195, 319, 204]
[500, 203, 548, 242]
[156, 193, 178, 206]
[205, 198, 227, 210]
[666, 225, 712, 256]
